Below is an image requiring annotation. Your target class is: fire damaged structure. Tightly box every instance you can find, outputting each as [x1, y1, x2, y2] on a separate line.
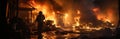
[1, 0, 119, 39]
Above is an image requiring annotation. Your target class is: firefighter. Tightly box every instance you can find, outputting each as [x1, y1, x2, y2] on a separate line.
[35, 11, 45, 39]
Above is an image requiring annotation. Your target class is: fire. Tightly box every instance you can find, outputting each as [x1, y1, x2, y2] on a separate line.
[92, 8, 99, 13]
[28, 0, 58, 25]
[106, 8, 114, 23]
[23, 0, 117, 39]
[42, 31, 56, 39]
[62, 11, 72, 27]
[77, 10, 80, 14]
[64, 13, 69, 25]
[74, 17, 80, 26]
[44, 12, 57, 25]
[92, 7, 114, 23]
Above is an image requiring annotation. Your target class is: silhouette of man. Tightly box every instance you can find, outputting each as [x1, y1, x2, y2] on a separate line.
[36, 11, 45, 39]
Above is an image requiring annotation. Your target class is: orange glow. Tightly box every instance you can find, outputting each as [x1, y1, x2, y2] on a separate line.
[42, 31, 56, 39]
[74, 17, 80, 26]
[92, 7, 114, 23]
[106, 8, 114, 23]
[23, 0, 117, 39]
[97, 15, 111, 23]
[92, 8, 99, 12]
[28, 0, 57, 25]
[77, 10, 80, 14]
[63, 13, 70, 26]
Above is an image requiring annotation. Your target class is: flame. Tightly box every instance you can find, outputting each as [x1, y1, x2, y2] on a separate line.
[63, 13, 71, 26]
[92, 7, 99, 13]
[92, 7, 114, 23]
[42, 31, 56, 39]
[77, 10, 80, 14]
[64, 13, 69, 24]
[23, 0, 117, 39]
[74, 17, 80, 26]
[106, 8, 114, 23]
[28, 0, 58, 25]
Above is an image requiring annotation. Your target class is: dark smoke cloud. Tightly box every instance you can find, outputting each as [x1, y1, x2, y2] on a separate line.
[93, 0, 118, 11]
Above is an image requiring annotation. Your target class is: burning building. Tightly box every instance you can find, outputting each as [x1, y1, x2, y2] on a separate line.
[5, 0, 119, 39]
